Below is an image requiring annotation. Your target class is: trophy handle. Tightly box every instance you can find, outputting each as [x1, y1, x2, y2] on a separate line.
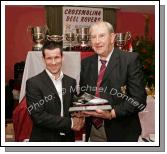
[44, 25, 49, 34]
[125, 32, 131, 42]
[27, 25, 31, 32]
[46, 35, 51, 41]
[27, 25, 33, 44]
[62, 34, 65, 41]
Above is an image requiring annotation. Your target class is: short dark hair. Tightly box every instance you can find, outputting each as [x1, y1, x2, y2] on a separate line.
[42, 41, 63, 57]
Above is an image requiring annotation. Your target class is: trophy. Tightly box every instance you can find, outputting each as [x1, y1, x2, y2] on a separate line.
[69, 93, 112, 112]
[76, 27, 90, 47]
[47, 35, 63, 42]
[28, 26, 48, 51]
[115, 32, 131, 51]
[65, 32, 75, 51]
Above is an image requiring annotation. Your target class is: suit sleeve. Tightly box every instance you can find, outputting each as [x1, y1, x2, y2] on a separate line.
[114, 53, 147, 117]
[26, 79, 71, 131]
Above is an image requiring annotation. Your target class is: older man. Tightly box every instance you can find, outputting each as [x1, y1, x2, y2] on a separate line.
[80, 21, 147, 142]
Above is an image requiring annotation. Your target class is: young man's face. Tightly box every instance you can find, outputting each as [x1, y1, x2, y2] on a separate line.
[90, 23, 115, 58]
[43, 48, 63, 77]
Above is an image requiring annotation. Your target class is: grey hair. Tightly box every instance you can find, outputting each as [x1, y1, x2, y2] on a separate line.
[89, 21, 114, 34]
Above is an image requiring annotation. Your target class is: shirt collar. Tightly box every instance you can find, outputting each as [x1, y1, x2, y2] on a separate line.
[98, 47, 114, 64]
[45, 69, 64, 81]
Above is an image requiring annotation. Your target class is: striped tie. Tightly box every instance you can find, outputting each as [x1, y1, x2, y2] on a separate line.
[92, 59, 107, 129]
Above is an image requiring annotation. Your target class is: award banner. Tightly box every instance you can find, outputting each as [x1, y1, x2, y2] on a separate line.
[63, 6, 103, 48]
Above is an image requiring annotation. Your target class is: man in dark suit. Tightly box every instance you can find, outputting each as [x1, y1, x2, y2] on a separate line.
[26, 41, 84, 142]
[80, 21, 147, 142]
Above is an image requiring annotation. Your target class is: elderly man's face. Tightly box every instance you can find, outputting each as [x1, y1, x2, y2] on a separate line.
[90, 23, 115, 58]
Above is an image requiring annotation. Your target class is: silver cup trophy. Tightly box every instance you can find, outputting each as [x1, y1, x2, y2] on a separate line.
[28, 26, 48, 51]
[76, 27, 90, 47]
[115, 32, 131, 51]
[65, 32, 75, 51]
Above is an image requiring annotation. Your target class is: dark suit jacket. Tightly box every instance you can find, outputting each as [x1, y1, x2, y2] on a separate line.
[26, 70, 76, 142]
[80, 48, 147, 142]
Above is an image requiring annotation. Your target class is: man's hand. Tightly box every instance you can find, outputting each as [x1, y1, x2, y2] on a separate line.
[71, 116, 85, 131]
[71, 111, 85, 118]
[83, 109, 116, 120]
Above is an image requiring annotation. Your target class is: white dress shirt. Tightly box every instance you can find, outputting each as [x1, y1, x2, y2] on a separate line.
[45, 69, 64, 117]
[97, 48, 114, 74]
[45, 69, 73, 132]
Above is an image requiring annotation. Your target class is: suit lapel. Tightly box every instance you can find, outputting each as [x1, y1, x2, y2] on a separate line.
[62, 75, 71, 116]
[42, 70, 60, 99]
[90, 55, 98, 87]
[62, 76, 66, 116]
[102, 48, 119, 85]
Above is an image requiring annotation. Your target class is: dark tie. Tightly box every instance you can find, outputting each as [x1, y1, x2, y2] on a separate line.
[92, 59, 107, 129]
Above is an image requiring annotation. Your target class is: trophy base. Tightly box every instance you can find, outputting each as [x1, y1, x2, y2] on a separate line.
[65, 46, 74, 51]
[32, 44, 43, 51]
[71, 45, 92, 52]
[80, 42, 88, 47]
[69, 104, 112, 112]
[118, 46, 123, 50]
[32, 47, 42, 51]
[116, 45, 129, 52]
